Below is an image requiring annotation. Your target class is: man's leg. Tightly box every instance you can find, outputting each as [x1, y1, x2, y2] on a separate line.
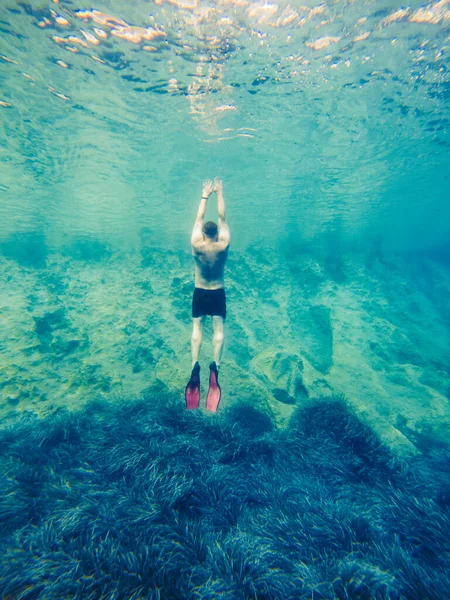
[191, 316, 205, 367]
[212, 316, 224, 367]
[206, 316, 224, 412]
[186, 317, 204, 409]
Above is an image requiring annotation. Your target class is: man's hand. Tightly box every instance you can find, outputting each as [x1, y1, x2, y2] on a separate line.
[213, 178, 223, 194]
[202, 179, 214, 199]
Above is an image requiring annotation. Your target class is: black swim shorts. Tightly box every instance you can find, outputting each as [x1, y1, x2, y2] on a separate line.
[192, 287, 226, 319]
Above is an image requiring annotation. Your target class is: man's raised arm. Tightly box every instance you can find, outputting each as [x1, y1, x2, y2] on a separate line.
[191, 179, 214, 246]
[214, 178, 230, 246]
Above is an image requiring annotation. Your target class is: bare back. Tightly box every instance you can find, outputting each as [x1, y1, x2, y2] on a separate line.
[192, 241, 229, 289]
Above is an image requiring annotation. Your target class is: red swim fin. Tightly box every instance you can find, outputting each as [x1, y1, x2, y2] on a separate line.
[185, 362, 200, 410]
[206, 362, 221, 412]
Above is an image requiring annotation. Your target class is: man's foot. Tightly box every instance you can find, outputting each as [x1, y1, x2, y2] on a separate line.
[206, 362, 221, 412]
[185, 362, 200, 409]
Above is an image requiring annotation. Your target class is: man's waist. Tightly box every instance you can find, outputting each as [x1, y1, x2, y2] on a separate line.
[194, 286, 225, 292]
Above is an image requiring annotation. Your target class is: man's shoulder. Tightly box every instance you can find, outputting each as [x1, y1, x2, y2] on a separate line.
[191, 240, 206, 253]
[215, 241, 230, 253]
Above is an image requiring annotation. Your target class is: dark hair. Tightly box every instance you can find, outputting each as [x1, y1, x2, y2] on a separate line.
[203, 221, 218, 238]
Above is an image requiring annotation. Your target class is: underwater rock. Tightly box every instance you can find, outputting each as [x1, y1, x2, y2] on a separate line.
[137, 279, 153, 292]
[369, 329, 426, 368]
[34, 309, 68, 352]
[310, 377, 334, 397]
[6, 394, 20, 406]
[67, 362, 112, 393]
[0, 231, 47, 268]
[41, 271, 67, 295]
[284, 250, 325, 296]
[170, 276, 194, 321]
[220, 360, 276, 419]
[290, 303, 333, 375]
[225, 318, 254, 368]
[64, 238, 112, 262]
[33, 309, 88, 359]
[128, 345, 155, 373]
[419, 368, 450, 399]
[50, 336, 85, 358]
[251, 349, 308, 405]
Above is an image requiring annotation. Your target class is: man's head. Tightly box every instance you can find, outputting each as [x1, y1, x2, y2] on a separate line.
[203, 221, 218, 240]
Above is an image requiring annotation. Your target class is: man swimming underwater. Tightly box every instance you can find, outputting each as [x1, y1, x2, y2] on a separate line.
[185, 178, 230, 411]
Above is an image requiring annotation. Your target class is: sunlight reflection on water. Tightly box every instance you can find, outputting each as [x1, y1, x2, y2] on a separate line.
[0, 0, 449, 252]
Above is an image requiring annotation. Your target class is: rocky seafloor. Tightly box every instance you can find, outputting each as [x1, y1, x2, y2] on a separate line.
[1, 233, 449, 456]
[1, 234, 450, 598]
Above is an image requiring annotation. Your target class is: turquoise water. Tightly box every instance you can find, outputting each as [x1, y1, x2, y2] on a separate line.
[1, 0, 450, 597]
[1, 0, 449, 252]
